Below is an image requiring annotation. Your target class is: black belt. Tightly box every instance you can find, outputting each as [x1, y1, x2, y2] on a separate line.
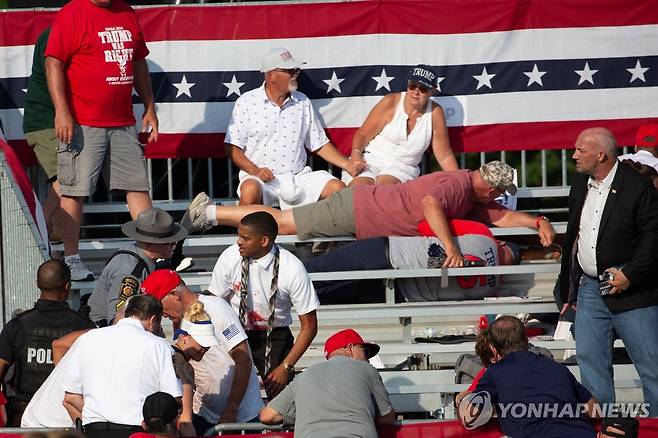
[246, 326, 292, 340]
[384, 237, 392, 269]
[84, 422, 142, 432]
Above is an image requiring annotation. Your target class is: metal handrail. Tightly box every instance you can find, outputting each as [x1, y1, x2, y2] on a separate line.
[0, 427, 74, 433]
[204, 422, 287, 436]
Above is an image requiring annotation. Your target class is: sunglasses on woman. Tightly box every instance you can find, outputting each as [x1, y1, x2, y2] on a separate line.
[408, 81, 432, 94]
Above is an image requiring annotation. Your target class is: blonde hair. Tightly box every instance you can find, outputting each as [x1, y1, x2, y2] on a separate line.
[183, 300, 211, 323]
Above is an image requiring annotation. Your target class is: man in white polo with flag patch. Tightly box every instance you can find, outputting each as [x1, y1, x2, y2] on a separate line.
[140, 270, 263, 435]
[221, 47, 362, 208]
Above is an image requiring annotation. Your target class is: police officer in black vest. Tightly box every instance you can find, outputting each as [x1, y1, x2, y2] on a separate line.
[0, 259, 94, 426]
[87, 207, 188, 327]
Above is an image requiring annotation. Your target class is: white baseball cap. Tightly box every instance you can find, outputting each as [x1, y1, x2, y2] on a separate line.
[180, 319, 219, 348]
[261, 47, 306, 73]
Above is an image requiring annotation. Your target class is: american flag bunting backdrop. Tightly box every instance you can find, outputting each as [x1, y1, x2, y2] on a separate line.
[1, 0, 657, 165]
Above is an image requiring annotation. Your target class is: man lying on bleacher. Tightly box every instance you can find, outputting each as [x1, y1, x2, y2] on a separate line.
[186, 161, 556, 267]
[304, 219, 561, 303]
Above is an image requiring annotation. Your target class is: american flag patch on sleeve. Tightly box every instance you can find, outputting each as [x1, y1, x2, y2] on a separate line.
[222, 324, 240, 341]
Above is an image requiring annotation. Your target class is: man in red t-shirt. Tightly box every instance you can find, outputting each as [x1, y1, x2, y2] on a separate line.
[45, 0, 156, 281]
[183, 161, 556, 265]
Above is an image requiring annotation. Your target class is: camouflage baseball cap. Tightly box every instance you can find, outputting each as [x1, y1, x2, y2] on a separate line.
[479, 161, 517, 195]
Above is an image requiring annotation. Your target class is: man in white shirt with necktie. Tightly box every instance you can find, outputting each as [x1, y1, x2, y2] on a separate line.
[208, 211, 319, 398]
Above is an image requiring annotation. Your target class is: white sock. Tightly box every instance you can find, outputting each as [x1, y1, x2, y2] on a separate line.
[205, 205, 218, 225]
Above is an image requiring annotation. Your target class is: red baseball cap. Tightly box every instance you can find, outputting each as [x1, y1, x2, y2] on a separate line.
[140, 269, 183, 301]
[323, 329, 380, 359]
[636, 123, 658, 147]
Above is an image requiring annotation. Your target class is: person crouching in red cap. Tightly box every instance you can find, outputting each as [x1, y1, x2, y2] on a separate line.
[139, 270, 263, 435]
[260, 329, 396, 437]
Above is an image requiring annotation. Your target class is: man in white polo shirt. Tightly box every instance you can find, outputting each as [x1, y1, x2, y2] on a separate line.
[59, 294, 181, 438]
[208, 211, 319, 398]
[140, 269, 263, 434]
[20, 333, 84, 429]
[223, 47, 361, 207]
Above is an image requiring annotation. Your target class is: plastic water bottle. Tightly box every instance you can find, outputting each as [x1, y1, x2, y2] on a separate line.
[411, 327, 437, 338]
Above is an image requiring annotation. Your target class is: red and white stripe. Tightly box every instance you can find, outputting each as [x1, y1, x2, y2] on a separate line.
[1, 0, 657, 162]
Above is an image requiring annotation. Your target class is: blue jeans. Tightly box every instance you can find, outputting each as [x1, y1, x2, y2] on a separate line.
[304, 237, 389, 303]
[575, 275, 658, 415]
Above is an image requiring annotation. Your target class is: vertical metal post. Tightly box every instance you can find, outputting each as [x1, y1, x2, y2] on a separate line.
[147, 159, 153, 200]
[460, 153, 466, 169]
[0, 178, 4, 324]
[540, 149, 547, 187]
[561, 149, 568, 187]
[401, 317, 412, 344]
[167, 158, 173, 202]
[520, 150, 527, 187]
[500, 150, 506, 163]
[187, 159, 193, 199]
[479, 152, 486, 167]
[228, 160, 234, 198]
[207, 158, 214, 198]
[385, 279, 395, 304]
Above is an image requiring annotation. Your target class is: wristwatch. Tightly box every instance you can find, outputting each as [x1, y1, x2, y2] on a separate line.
[282, 362, 295, 373]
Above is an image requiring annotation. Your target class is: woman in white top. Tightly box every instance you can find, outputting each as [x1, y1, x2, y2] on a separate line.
[346, 64, 459, 186]
[173, 300, 219, 436]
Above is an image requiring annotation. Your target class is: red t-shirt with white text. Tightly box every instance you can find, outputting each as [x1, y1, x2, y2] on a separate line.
[45, 0, 149, 127]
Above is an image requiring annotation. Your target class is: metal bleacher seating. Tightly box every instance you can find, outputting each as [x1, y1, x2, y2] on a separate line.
[62, 186, 645, 418]
[65, 189, 569, 362]
[382, 364, 642, 417]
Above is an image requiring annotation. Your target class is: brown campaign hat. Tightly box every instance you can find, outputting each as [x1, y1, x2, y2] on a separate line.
[121, 208, 188, 244]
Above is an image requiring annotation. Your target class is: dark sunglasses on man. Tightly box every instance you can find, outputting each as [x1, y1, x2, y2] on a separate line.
[276, 68, 301, 76]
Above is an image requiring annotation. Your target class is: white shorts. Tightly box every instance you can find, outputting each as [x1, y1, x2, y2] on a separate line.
[342, 151, 419, 185]
[237, 166, 337, 210]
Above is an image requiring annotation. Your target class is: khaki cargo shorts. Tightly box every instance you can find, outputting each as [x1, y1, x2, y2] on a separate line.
[25, 128, 58, 181]
[292, 188, 356, 240]
[58, 125, 150, 197]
